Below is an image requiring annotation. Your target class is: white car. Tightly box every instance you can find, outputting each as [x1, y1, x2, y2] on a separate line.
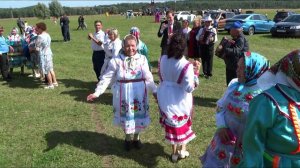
[174, 11, 196, 22]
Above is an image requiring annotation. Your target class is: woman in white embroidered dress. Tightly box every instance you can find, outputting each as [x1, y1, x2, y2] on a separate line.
[157, 33, 199, 162]
[35, 22, 57, 89]
[87, 34, 157, 151]
[100, 28, 122, 76]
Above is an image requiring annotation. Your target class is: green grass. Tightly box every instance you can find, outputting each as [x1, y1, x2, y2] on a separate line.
[1, 9, 300, 167]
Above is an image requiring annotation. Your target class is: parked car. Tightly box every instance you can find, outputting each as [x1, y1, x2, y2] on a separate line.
[205, 10, 235, 30]
[174, 11, 196, 23]
[271, 14, 300, 37]
[224, 14, 275, 35]
[273, 10, 296, 23]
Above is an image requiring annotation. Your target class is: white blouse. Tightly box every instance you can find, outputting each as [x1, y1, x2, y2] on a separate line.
[93, 53, 157, 97]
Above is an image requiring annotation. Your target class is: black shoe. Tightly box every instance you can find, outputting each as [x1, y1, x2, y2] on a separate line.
[124, 140, 131, 151]
[132, 140, 142, 149]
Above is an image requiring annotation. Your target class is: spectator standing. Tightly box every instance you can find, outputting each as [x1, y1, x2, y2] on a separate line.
[187, 17, 202, 61]
[101, 28, 122, 75]
[129, 27, 151, 71]
[34, 22, 58, 89]
[27, 27, 40, 78]
[157, 10, 182, 55]
[88, 20, 106, 81]
[77, 15, 86, 30]
[217, 21, 249, 85]
[196, 16, 217, 79]
[182, 19, 191, 41]
[0, 26, 14, 81]
[60, 14, 70, 42]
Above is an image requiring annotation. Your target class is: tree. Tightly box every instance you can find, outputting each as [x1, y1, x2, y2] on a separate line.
[49, 0, 64, 18]
[34, 3, 50, 19]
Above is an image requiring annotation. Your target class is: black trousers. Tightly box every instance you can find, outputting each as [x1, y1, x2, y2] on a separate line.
[200, 44, 214, 76]
[0, 53, 11, 79]
[226, 68, 237, 86]
[92, 50, 105, 81]
[62, 26, 70, 41]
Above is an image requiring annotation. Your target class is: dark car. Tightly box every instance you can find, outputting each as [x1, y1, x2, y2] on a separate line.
[273, 10, 296, 23]
[271, 14, 300, 37]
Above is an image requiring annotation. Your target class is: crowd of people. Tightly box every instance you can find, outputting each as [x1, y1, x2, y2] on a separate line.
[0, 20, 57, 88]
[1, 10, 300, 167]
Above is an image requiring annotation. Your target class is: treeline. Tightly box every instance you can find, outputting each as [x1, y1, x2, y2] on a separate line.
[0, 0, 299, 19]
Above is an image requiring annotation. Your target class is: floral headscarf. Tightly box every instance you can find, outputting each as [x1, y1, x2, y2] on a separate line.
[270, 49, 300, 87]
[129, 27, 140, 40]
[243, 51, 270, 86]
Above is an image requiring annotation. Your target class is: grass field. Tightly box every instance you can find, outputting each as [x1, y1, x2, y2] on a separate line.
[0, 9, 300, 167]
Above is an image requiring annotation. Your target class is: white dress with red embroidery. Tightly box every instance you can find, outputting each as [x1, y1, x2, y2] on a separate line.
[157, 55, 197, 145]
[93, 53, 157, 134]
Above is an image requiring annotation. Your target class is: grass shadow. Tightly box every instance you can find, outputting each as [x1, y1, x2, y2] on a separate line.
[51, 39, 65, 43]
[44, 130, 167, 168]
[59, 79, 113, 105]
[59, 78, 95, 90]
[1, 73, 42, 89]
[193, 96, 218, 108]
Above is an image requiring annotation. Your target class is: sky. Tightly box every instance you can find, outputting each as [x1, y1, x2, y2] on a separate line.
[0, 0, 174, 8]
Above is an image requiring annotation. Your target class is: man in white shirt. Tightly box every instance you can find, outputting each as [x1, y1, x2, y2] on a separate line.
[88, 20, 106, 81]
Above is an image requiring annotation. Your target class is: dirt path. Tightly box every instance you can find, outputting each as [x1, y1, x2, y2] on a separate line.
[90, 104, 114, 167]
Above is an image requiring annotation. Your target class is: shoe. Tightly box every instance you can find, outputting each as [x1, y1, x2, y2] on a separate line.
[44, 85, 54, 89]
[53, 82, 58, 87]
[171, 154, 179, 163]
[124, 140, 131, 151]
[28, 74, 34, 77]
[35, 74, 41, 78]
[132, 140, 142, 149]
[178, 150, 189, 159]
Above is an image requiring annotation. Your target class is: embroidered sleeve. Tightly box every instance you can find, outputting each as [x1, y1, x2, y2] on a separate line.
[182, 65, 196, 93]
[93, 58, 118, 97]
[216, 106, 227, 128]
[215, 81, 239, 128]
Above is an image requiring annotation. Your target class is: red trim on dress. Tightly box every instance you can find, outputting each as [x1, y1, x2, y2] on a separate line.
[177, 63, 191, 84]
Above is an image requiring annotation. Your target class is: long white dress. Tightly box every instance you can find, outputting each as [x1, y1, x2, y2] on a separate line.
[157, 55, 197, 145]
[93, 53, 157, 134]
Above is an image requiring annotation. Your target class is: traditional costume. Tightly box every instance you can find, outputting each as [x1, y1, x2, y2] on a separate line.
[240, 50, 300, 167]
[200, 52, 270, 167]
